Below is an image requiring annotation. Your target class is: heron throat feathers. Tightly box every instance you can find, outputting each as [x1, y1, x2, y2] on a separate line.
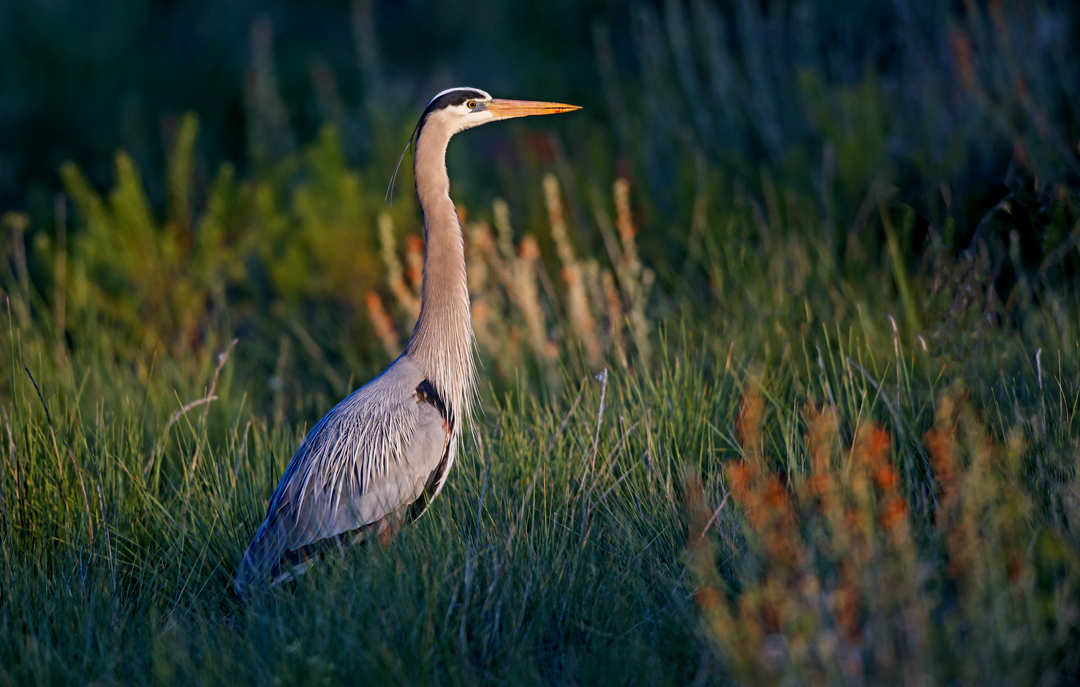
[405, 120, 477, 429]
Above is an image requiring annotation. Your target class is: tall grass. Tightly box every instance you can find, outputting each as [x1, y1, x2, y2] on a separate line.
[0, 314, 711, 683]
[2, 237, 1080, 682]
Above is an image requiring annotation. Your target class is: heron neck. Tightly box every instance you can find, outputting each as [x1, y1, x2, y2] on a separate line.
[405, 125, 475, 418]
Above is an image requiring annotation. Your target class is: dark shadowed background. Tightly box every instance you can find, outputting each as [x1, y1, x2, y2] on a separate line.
[4, 0, 1077, 222]
[1, 0, 1078, 396]
[2, 0, 1079, 395]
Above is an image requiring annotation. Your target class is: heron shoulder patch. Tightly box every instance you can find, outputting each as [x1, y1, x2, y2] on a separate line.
[414, 379, 449, 424]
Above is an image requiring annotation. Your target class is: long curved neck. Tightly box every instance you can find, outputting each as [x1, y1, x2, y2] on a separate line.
[405, 124, 475, 424]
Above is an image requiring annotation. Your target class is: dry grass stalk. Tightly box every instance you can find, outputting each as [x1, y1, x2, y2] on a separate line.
[363, 290, 399, 358]
[601, 268, 625, 365]
[544, 174, 602, 366]
[469, 300, 499, 360]
[583, 258, 604, 322]
[466, 221, 496, 297]
[492, 199, 516, 263]
[463, 198, 558, 367]
[189, 338, 238, 474]
[612, 179, 652, 364]
[736, 380, 766, 465]
[377, 212, 420, 321]
[512, 235, 557, 360]
[465, 222, 502, 360]
[404, 235, 424, 296]
[482, 199, 521, 292]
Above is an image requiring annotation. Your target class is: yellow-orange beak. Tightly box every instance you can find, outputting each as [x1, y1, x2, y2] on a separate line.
[484, 99, 581, 120]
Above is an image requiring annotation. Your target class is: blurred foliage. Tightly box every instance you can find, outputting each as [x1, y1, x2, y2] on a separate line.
[1, 1, 1078, 379]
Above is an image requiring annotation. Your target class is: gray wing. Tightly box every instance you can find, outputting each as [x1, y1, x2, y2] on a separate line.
[235, 356, 451, 594]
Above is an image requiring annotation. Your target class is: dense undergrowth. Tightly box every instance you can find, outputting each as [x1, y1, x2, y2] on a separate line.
[3, 0, 1080, 684]
[2, 268, 1080, 684]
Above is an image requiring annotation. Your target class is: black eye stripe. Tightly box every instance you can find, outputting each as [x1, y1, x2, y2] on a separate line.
[428, 89, 486, 111]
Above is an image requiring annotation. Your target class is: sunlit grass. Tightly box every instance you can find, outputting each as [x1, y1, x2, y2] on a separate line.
[2, 262, 1079, 683]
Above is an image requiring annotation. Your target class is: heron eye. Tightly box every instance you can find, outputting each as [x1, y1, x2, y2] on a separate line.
[467, 100, 476, 109]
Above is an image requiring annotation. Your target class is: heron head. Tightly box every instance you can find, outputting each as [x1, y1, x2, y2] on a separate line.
[387, 88, 580, 201]
[417, 87, 581, 139]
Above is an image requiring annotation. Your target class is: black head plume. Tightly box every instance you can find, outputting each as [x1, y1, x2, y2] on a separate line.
[385, 88, 489, 204]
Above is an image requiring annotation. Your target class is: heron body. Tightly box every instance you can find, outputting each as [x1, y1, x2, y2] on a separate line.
[235, 88, 579, 595]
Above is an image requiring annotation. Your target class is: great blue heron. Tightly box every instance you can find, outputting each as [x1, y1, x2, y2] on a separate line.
[235, 88, 579, 595]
